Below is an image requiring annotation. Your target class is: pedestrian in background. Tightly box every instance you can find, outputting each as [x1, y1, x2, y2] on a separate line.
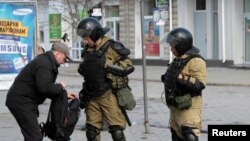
[36, 45, 45, 55]
[5, 42, 77, 141]
[61, 33, 70, 67]
[161, 27, 207, 141]
[76, 17, 135, 141]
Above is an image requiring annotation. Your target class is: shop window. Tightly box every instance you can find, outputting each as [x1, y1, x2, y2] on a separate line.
[244, 0, 250, 12]
[196, 0, 206, 10]
[105, 5, 119, 17]
[144, 0, 156, 16]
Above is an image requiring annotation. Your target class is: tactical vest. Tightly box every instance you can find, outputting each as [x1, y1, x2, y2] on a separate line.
[80, 42, 110, 97]
[164, 54, 204, 96]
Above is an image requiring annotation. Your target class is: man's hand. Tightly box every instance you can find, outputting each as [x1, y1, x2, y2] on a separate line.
[60, 81, 66, 89]
[67, 92, 77, 99]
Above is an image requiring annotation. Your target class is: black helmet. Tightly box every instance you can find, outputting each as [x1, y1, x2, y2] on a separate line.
[76, 17, 110, 42]
[167, 27, 193, 55]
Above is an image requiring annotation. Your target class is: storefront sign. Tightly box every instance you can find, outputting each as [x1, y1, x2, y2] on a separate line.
[49, 13, 61, 42]
[144, 18, 160, 57]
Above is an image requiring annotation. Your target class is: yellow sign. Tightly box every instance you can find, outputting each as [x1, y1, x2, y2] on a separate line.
[0, 20, 28, 37]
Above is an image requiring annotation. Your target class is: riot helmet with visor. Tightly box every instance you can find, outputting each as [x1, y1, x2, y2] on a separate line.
[166, 27, 193, 56]
[76, 17, 110, 42]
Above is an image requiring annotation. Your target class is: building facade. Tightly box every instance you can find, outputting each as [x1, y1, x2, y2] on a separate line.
[3, 0, 249, 66]
[101, 0, 249, 66]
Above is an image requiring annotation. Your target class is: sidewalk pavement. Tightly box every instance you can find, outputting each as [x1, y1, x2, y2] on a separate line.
[1, 63, 250, 141]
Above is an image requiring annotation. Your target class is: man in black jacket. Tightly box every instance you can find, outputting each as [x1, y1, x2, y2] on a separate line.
[5, 42, 76, 141]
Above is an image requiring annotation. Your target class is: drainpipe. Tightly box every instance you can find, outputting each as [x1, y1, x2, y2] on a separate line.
[222, 0, 226, 63]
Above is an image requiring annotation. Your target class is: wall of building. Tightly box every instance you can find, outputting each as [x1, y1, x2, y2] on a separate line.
[231, 0, 244, 64]
[119, 0, 135, 58]
[217, 0, 244, 64]
[7, 0, 247, 66]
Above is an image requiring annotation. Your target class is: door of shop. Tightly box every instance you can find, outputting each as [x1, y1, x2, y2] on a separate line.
[194, 0, 207, 59]
[194, 11, 207, 59]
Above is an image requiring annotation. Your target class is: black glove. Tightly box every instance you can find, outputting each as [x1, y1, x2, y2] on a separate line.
[78, 89, 89, 109]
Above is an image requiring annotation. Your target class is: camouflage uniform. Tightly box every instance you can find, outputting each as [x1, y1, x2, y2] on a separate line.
[78, 36, 133, 141]
[168, 54, 207, 139]
[161, 27, 207, 141]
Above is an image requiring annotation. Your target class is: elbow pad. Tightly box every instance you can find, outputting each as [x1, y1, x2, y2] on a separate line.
[106, 64, 134, 76]
[177, 78, 205, 94]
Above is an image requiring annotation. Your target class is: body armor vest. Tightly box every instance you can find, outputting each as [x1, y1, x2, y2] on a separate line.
[80, 42, 110, 97]
[163, 54, 203, 96]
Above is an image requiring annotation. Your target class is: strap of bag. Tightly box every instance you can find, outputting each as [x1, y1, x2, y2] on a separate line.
[40, 100, 52, 138]
[95, 40, 111, 57]
[174, 53, 204, 73]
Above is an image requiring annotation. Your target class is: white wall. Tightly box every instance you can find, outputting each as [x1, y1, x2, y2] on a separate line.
[177, 0, 194, 33]
[134, 0, 142, 58]
[232, 0, 244, 64]
[206, 0, 213, 59]
[217, 0, 224, 60]
[218, 0, 244, 64]
[225, 0, 233, 60]
[217, 0, 244, 63]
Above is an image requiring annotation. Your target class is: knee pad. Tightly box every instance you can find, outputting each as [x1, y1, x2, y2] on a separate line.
[86, 124, 99, 141]
[109, 125, 126, 141]
[171, 128, 184, 141]
[181, 126, 198, 141]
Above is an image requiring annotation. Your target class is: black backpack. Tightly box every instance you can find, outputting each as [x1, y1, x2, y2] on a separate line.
[40, 90, 80, 141]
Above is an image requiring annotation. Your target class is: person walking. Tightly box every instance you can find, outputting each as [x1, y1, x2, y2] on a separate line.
[5, 42, 77, 141]
[161, 27, 207, 141]
[76, 17, 135, 141]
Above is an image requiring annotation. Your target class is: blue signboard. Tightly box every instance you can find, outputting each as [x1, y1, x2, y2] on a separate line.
[0, 2, 36, 89]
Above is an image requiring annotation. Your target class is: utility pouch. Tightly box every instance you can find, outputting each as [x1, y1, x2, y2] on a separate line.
[175, 94, 192, 110]
[115, 86, 136, 111]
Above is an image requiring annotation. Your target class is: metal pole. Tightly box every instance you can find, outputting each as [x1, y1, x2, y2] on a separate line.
[169, 0, 173, 62]
[140, 0, 150, 134]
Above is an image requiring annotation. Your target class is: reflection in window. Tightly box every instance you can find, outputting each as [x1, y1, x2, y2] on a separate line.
[144, 0, 156, 16]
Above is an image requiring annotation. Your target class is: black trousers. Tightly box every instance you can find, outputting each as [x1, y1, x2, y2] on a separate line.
[8, 108, 43, 141]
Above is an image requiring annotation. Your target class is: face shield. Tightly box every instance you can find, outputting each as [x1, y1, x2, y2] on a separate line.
[160, 32, 180, 48]
[166, 33, 182, 48]
[160, 32, 169, 48]
[76, 29, 92, 38]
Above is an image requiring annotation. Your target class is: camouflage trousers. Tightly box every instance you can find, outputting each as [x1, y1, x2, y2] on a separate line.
[169, 96, 202, 139]
[85, 89, 126, 130]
